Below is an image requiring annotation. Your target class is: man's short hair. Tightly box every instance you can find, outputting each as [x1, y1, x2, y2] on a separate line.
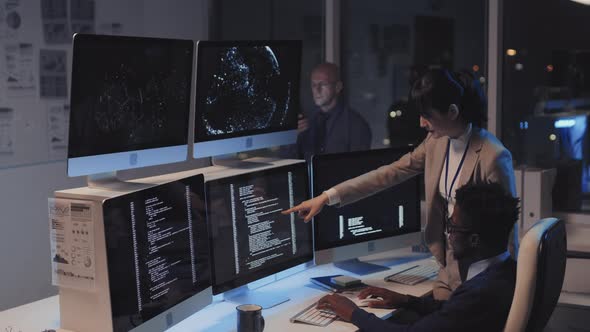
[455, 183, 520, 250]
[312, 62, 341, 82]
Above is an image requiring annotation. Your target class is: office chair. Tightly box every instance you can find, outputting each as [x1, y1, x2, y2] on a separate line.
[504, 218, 567, 332]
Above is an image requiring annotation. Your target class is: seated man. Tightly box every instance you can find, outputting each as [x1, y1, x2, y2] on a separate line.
[317, 182, 519, 332]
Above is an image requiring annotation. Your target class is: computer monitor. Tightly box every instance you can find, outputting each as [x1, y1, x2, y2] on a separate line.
[102, 174, 211, 331]
[206, 162, 312, 308]
[193, 40, 301, 158]
[312, 148, 421, 275]
[68, 34, 194, 177]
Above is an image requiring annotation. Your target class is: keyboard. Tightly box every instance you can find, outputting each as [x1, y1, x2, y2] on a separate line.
[384, 264, 438, 285]
[290, 301, 338, 327]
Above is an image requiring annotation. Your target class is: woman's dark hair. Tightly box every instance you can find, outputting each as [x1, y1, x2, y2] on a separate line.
[410, 68, 487, 127]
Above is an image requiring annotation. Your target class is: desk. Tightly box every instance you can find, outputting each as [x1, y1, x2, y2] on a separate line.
[0, 248, 435, 332]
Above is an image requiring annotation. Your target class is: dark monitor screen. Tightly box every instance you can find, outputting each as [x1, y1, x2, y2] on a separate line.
[312, 148, 421, 251]
[102, 174, 210, 332]
[194, 40, 301, 143]
[68, 34, 193, 175]
[206, 163, 312, 294]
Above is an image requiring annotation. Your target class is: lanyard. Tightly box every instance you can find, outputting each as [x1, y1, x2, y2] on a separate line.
[444, 137, 471, 201]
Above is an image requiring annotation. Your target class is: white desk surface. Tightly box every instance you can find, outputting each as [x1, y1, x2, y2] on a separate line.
[172, 248, 436, 332]
[4, 247, 587, 332]
[0, 248, 436, 332]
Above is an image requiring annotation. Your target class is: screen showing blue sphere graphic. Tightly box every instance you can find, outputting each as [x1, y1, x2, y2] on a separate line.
[193, 40, 301, 158]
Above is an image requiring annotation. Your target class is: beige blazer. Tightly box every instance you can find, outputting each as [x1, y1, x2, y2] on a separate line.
[332, 127, 516, 299]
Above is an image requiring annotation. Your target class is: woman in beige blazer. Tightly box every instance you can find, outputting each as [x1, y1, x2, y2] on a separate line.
[283, 68, 516, 300]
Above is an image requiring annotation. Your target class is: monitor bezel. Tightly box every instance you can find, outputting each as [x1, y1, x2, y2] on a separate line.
[205, 162, 313, 295]
[192, 130, 297, 159]
[193, 40, 302, 146]
[67, 33, 194, 177]
[67, 145, 188, 177]
[311, 147, 422, 252]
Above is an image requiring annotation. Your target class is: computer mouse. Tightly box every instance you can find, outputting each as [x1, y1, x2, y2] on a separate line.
[357, 296, 383, 307]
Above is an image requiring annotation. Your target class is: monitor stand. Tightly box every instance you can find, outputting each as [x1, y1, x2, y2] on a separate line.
[87, 172, 153, 192]
[223, 285, 290, 309]
[334, 258, 390, 275]
[211, 155, 276, 169]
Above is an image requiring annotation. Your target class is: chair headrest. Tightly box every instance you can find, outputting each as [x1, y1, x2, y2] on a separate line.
[505, 217, 567, 332]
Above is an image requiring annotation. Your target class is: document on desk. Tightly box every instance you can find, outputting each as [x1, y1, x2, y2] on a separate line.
[48, 198, 95, 291]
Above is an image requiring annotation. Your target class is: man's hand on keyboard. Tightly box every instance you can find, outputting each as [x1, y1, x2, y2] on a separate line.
[358, 287, 410, 309]
[316, 294, 357, 322]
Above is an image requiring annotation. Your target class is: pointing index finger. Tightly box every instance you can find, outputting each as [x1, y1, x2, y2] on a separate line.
[282, 205, 300, 214]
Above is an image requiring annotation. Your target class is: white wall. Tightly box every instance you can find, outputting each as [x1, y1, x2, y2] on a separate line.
[143, 0, 209, 40]
[0, 0, 210, 311]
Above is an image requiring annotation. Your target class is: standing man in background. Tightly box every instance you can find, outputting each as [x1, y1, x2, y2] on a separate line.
[296, 62, 372, 161]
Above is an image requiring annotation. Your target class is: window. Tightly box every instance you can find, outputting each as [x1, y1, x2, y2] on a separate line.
[501, 0, 590, 212]
[341, 0, 487, 149]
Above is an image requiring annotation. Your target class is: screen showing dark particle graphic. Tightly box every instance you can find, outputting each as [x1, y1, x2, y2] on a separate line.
[194, 41, 301, 142]
[68, 34, 193, 158]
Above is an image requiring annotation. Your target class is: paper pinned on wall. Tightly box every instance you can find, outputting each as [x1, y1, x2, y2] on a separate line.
[70, 0, 95, 35]
[5, 43, 36, 96]
[0, 3, 4, 40]
[40, 49, 67, 98]
[49, 198, 96, 291]
[0, 107, 14, 154]
[0, 46, 5, 101]
[47, 104, 69, 158]
[0, 0, 22, 41]
[41, 0, 70, 44]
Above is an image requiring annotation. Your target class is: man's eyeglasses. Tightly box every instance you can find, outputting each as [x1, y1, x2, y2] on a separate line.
[445, 216, 474, 236]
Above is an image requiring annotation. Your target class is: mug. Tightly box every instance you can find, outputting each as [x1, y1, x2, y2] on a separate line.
[236, 304, 265, 332]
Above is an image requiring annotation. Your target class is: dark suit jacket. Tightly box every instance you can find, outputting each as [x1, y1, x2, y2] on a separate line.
[351, 258, 517, 332]
[297, 103, 372, 161]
